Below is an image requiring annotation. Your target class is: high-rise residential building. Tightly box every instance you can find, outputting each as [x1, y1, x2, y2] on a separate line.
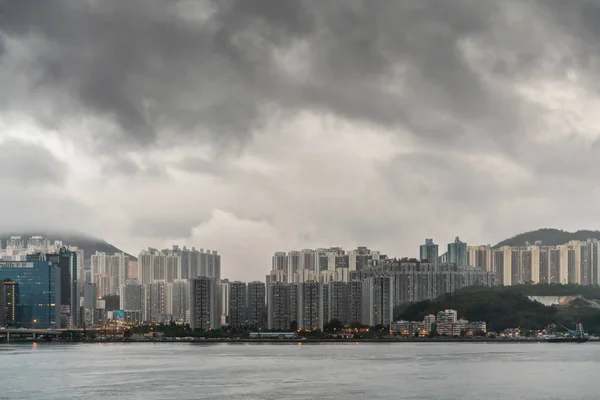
[83, 282, 98, 327]
[362, 276, 394, 327]
[272, 252, 288, 272]
[326, 281, 350, 325]
[0, 281, 5, 326]
[171, 280, 190, 323]
[229, 281, 247, 328]
[0, 261, 60, 329]
[267, 283, 292, 331]
[6, 236, 25, 250]
[247, 281, 266, 330]
[493, 246, 512, 285]
[314, 249, 330, 273]
[266, 269, 287, 284]
[108, 253, 129, 295]
[140, 247, 220, 284]
[300, 249, 316, 272]
[420, 239, 439, 266]
[287, 251, 301, 279]
[190, 277, 221, 331]
[120, 281, 144, 311]
[128, 260, 139, 280]
[218, 279, 231, 326]
[74, 248, 85, 291]
[447, 237, 468, 266]
[297, 281, 321, 331]
[467, 245, 492, 271]
[138, 249, 156, 285]
[272, 247, 384, 285]
[145, 281, 169, 323]
[353, 260, 495, 306]
[348, 280, 363, 326]
[91, 251, 109, 283]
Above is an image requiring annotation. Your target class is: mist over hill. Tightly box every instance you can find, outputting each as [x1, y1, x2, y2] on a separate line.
[494, 229, 600, 248]
[0, 231, 133, 260]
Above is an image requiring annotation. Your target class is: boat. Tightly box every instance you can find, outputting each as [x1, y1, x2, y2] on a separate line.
[547, 320, 589, 343]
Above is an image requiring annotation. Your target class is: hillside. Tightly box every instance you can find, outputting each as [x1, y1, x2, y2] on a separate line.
[494, 228, 600, 248]
[0, 231, 133, 260]
[396, 284, 600, 333]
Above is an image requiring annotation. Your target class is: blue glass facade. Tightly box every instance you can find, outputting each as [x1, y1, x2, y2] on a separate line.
[0, 261, 60, 329]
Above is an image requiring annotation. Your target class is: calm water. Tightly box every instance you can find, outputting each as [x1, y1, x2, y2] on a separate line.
[0, 342, 599, 399]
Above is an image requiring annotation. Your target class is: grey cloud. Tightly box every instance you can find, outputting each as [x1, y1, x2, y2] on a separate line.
[0, 139, 67, 186]
[130, 218, 202, 239]
[0, 0, 577, 157]
[102, 155, 169, 179]
[177, 156, 233, 177]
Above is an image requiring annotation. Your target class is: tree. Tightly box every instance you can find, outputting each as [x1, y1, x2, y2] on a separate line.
[290, 321, 298, 331]
[324, 319, 344, 332]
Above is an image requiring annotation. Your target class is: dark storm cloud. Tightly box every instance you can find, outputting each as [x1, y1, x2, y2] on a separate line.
[0, 139, 67, 186]
[0, 0, 580, 157]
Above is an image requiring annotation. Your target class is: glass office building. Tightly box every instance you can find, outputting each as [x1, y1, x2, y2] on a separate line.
[0, 260, 61, 329]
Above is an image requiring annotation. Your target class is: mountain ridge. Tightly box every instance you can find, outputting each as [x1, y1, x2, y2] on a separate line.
[493, 228, 600, 248]
[0, 231, 134, 261]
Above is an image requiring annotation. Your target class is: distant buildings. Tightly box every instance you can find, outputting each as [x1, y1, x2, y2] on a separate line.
[352, 260, 495, 305]
[269, 247, 383, 284]
[447, 237, 468, 267]
[391, 310, 486, 337]
[467, 239, 600, 286]
[138, 247, 220, 285]
[420, 239, 439, 265]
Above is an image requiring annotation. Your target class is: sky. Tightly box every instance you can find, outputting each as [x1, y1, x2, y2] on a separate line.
[1, 1, 600, 281]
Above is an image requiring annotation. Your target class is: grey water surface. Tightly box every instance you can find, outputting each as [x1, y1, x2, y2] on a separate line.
[0, 342, 598, 399]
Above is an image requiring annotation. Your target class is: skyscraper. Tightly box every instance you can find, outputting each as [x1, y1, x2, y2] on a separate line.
[297, 281, 320, 331]
[145, 281, 168, 323]
[247, 281, 266, 330]
[218, 279, 231, 326]
[272, 252, 288, 272]
[267, 283, 291, 331]
[171, 280, 190, 323]
[362, 276, 394, 327]
[327, 281, 350, 325]
[420, 239, 439, 265]
[447, 237, 468, 267]
[0, 281, 4, 326]
[83, 282, 97, 327]
[190, 277, 221, 331]
[121, 281, 144, 311]
[229, 281, 247, 328]
[0, 261, 60, 329]
[27, 248, 78, 328]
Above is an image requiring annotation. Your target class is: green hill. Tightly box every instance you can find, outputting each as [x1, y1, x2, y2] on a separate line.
[494, 228, 600, 248]
[396, 284, 600, 333]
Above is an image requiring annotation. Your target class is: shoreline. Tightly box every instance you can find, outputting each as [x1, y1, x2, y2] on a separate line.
[2, 337, 593, 344]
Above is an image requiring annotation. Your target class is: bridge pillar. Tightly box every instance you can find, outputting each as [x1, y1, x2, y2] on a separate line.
[6, 331, 9, 343]
[32, 333, 36, 340]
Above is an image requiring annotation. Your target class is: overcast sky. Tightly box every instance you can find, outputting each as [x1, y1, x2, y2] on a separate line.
[1, 1, 600, 280]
